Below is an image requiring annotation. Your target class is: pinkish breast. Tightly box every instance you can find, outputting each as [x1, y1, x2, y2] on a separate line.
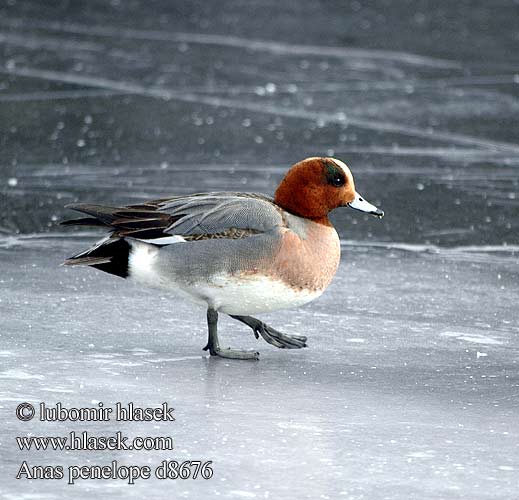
[269, 221, 341, 292]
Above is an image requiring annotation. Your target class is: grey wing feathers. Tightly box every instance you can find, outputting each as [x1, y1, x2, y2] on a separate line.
[63, 192, 284, 241]
[160, 193, 283, 235]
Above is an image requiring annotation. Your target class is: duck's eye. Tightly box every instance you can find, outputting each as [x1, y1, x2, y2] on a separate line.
[331, 174, 345, 187]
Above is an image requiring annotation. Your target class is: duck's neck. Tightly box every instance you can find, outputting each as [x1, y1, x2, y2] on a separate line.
[274, 185, 331, 224]
[307, 215, 333, 227]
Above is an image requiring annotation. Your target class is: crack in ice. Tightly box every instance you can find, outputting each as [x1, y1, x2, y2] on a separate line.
[0, 17, 460, 68]
[3, 66, 519, 155]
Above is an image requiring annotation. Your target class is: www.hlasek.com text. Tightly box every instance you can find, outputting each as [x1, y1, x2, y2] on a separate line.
[17, 431, 173, 451]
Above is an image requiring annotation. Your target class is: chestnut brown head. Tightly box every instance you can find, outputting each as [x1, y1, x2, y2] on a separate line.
[274, 157, 384, 221]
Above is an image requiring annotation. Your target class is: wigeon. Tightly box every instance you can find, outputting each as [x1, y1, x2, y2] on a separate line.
[63, 157, 383, 360]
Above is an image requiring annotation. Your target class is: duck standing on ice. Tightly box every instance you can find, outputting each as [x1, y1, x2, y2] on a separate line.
[63, 157, 384, 360]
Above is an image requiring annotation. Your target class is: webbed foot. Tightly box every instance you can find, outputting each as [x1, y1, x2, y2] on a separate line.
[230, 315, 307, 349]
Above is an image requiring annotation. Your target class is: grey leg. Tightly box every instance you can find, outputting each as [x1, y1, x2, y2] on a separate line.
[203, 308, 259, 360]
[229, 315, 307, 349]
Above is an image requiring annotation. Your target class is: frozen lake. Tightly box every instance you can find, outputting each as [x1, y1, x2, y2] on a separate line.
[1, 0, 518, 498]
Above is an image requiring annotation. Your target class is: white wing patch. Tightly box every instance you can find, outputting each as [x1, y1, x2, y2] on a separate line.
[136, 235, 186, 246]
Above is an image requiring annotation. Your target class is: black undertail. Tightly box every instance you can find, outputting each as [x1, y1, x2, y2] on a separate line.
[90, 238, 131, 278]
[64, 237, 131, 278]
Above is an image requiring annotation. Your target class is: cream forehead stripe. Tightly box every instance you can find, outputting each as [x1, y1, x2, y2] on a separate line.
[330, 158, 351, 176]
[300, 157, 352, 177]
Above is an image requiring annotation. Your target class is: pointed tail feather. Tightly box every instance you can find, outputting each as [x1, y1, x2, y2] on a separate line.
[62, 203, 171, 236]
[63, 203, 124, 227]
[60, 217, 107, 227]
[63, 256, 112, 266]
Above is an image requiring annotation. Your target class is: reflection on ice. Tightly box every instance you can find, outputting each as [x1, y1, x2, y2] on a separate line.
[440, 332, 504, 345]
[0, 369, 46, 380]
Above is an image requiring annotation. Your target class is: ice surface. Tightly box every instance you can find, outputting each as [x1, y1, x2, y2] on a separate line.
[1, 237, 518, 499]
[0, 0, 518, 498]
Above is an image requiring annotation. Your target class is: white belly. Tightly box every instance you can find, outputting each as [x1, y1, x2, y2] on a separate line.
[179, 274, 323, 315]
